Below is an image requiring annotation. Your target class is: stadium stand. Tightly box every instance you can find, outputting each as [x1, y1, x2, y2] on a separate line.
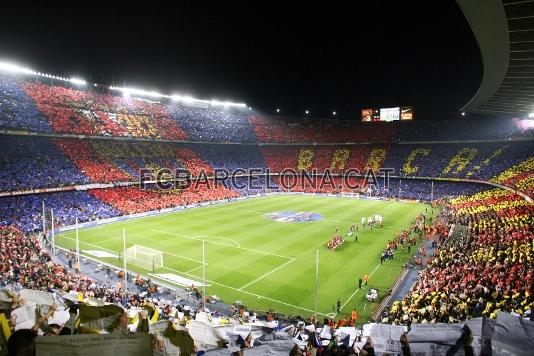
[0, 74, 533, 355]
[0, 136, 91, 191]
[0, 76, 53, 132]
[384, 189, 533, 325]
[168, 106, 257, 143]
[89, 183, 240, 215]
[0, 191, 120, 232]
[2, 74, 532, 144]
[21, 79, 188, 140]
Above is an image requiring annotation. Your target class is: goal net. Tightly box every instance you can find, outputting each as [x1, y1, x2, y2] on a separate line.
[125, 245, 164, 271]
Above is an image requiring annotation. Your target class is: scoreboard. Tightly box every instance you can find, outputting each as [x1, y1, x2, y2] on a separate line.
[361, 106, 414, 122]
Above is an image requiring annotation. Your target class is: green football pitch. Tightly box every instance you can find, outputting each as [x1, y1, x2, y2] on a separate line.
[55, 194, 435, 321]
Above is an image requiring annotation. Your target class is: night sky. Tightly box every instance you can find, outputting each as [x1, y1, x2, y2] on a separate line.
[0, 1, 482, 121]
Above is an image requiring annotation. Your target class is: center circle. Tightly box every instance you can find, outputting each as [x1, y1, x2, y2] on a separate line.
[263, 211, 324, 223]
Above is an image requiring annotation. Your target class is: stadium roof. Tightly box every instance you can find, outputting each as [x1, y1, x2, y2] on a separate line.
[458, 0, 534, 117]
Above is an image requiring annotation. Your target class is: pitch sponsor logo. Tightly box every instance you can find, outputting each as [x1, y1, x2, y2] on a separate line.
[264, 211, 324, 223]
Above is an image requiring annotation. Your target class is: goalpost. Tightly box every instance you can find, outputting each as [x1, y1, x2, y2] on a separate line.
[125, 245, 164, 271]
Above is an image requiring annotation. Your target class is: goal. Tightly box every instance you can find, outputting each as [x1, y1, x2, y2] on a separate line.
[125, 245, 164, 271]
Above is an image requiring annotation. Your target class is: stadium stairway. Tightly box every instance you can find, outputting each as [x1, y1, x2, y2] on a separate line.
[382, 226, 449, 316]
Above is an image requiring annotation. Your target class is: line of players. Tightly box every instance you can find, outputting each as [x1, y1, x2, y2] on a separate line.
[327, 214, 385, 250]
[326, 235, 345, 250]
[361, 214, 383, 230]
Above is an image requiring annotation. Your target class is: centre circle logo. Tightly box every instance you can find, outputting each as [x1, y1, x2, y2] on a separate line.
[263, 211, 324, 223]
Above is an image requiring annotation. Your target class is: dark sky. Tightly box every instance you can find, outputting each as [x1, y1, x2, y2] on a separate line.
[0, 1, 482, 121]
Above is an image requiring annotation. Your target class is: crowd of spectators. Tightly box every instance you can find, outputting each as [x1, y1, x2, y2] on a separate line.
[382, 179, 488, 201]
[0, 225, 97, 293]
[175, 147, 214, 176]
[258, 142, 533, 182]
[259, 146, 381, 174]
[89, 183, 240, 215]
[1, 133, 531, 238]
[0, 191, 120, 232]
[0, 225, 261, 354]
[491, 155, 534, 196]
[168, 106, 256, 142]
[0, 76, 52, 132]
[382, 142, 534, 180]
[249, 116, 395, 143]
[1, 199, 530, 354]
[18, 78, 259, 143]
[21, 80, 188, 140]
[53, 138, 133, 183]
[0, 136, 90, 191]
[2, 134, 530, 195]
[2, 74, 534, 146]
[194, 144, 267, 171]
[384, 188, 533, 325]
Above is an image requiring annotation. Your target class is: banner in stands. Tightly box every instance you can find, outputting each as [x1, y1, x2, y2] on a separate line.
[361, 323, 405, 354]
[465, 317, 495, 356]
[408, 322, 468, 354]
[0, 185, 76, 197]
[491, 312, 534, 356]
[36, 334, 154, 356]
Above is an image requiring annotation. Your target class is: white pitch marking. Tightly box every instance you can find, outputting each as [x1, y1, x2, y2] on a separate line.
[332, 263, 382, 318]
[184, 265, 205, 274]
[152, 230, 240, 249]
[56, 234, 117, 254]
[90, 231, 147, 245]
[162, 251, 206, 265]
[239, 258, 295, 290]
[155, 265, 327, 316]
[189, 235, 241, 248]
[152, 229, 292, 260]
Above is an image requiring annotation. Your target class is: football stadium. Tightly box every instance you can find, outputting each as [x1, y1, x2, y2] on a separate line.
[0, 1, 533, 355]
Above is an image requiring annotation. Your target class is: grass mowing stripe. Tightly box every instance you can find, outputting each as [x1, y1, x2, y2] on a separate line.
[55, 195, 436, 320]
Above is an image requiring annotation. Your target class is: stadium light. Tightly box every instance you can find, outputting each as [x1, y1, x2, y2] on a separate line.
[110, 86, 168, 99]
[171, 95, 210, 105]
[276, 108, 280, 113]
[333, 111, 336, 116]
[69, 77, 86, 85]
[528, 112, 534, 118]
[0, 61, 87, 86]
[0, 62, 36, 75]
[305, 110, 309, 115]
[210, 99, 247, 108]
[0, 60, 247, 109]
[461, 112, 466, 116]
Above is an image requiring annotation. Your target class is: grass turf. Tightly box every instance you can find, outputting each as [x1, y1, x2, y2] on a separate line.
[56, 194, 435, 321]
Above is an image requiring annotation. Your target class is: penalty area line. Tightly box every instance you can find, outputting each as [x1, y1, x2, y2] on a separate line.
[152, 229, 292, 260]
[152, 229, 241, 249]
[184, 265, 205, 274]
[239, 258, 296, 290]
